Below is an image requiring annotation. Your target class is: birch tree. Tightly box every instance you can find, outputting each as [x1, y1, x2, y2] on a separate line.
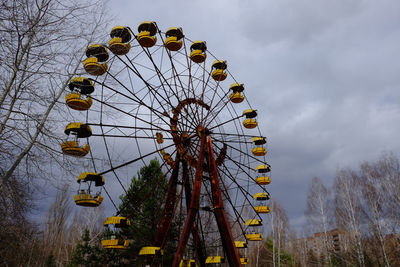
[359, 161, 391, 267]
[269, 199, 289, 267]
[376, 153, 400, 233]
[334, 168, 365, 266]
[305, 177, 333, 266]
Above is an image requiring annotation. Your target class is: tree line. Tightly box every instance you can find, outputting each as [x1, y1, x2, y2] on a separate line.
[5, 153, 400, 266]
[263, 153, 400, 267]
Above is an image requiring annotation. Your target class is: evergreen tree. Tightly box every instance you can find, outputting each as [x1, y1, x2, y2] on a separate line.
[264, 237, 294, 266]
[68, 159, 179, 266]
[119, 158, 178, 265]
[67, 229, 120, 267]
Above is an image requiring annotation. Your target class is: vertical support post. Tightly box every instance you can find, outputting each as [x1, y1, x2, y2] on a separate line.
[206, 136, 242, 267]
[151, 157, 180, 266]
[182, 160, 206, 267]
[172, 134, 206, 267]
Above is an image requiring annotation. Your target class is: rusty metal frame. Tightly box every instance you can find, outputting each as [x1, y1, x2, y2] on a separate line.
[172, 134, 206, 266]
[206, 136, 241, 267]
[156, 134, 241, 267]
[182, 160, 206, 267]
[151, 156, 181, 266]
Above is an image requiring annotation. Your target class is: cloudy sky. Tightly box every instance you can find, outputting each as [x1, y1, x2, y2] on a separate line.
[32, 0, 399, 232]
[103, 0, 400, 230]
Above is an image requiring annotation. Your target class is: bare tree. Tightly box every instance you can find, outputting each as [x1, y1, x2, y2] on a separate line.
[0, 0, 109, 192]
[68, 205, 105, 247]
[0, 175, 37, 266]
[334, 168, 365, 266]
[359, 161, 391, 267]
[269, 199, 289, 267]
[43, 184, 72, 266]
[298, 231, 309, 267]
[376, 153, 400, 233]
[0, 1, 109, 264]
[305, 177, 333, 266]
[287, 229, 309, 267]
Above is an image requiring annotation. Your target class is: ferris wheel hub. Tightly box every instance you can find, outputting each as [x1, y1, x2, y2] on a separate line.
[196, 125, 210, 138]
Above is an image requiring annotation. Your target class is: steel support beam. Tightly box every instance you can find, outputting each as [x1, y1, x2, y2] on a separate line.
[151, 156, 180, 266]
[172, 134, 206, 267]
[206, 136, 242, 267]
[182, 160, 206, 267]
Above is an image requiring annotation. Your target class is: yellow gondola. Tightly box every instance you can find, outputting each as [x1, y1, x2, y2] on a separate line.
[245, 233, 263, 241]
[139, 246, 163, 255]
[68, 77, 95, 94]
[190, 41, 207, 63]
[65, 92, 92, 111]
[254, 205, 271, 214]
[235, 241, 248, 248]
[64, 122, 92, 137]
[252, 147, 266, 156]
[240, 258, 249, 264]
[61, 123, 92, 157]
[74, 193, 103, 207]
[211, 60, 227, 81]
[243, 119, 257, 129]
[73, 172, 105, 207]
[102, 216, 131, 249]
[251, 136, 267, 156]
[253, 192, 270, 201]
[205, 256, 225, 264]
[66, 77, 94, 110]
[255, 176, 271, 185]
[243, 109, 257, 118]
[66, 77, 94, 111]
[83, 44, 109, 76]
[245, 219, 263, 226]
[137, 21, 158, 47]
[252, 136, 266, 145]
[243, 109, 258, 129]
[77, 172, 105, 186]
[230, 83, 244, 93]
[229, 83, 245, 103]
[101, 239, 129, 249]
[109, 26, 132, 55]
[164, 27, 184, 51]
[229, 92, 244, 103]
[235, 240, 248, 264]
[255, 164, 271, 173]
[180, 259, 197, 267]
[61, 141, 90, 157]
[104, 216, 131, 227]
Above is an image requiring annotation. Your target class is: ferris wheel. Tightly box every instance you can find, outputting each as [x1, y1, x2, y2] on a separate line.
[61, 21, 271, 266]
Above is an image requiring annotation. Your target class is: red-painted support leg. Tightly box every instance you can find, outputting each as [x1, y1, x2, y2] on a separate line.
[206, 136, 242, 267]
[182, 161, 206, 267]
[172, 135, 206, 267]
[151, 157, 180, 266]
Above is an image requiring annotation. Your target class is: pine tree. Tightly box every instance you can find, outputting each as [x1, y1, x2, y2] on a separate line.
[68, 229, 119, 267]
[118, 158, 178, 265]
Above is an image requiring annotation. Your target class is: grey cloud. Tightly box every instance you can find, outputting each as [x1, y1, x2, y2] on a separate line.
[93, 0, 400, 230]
